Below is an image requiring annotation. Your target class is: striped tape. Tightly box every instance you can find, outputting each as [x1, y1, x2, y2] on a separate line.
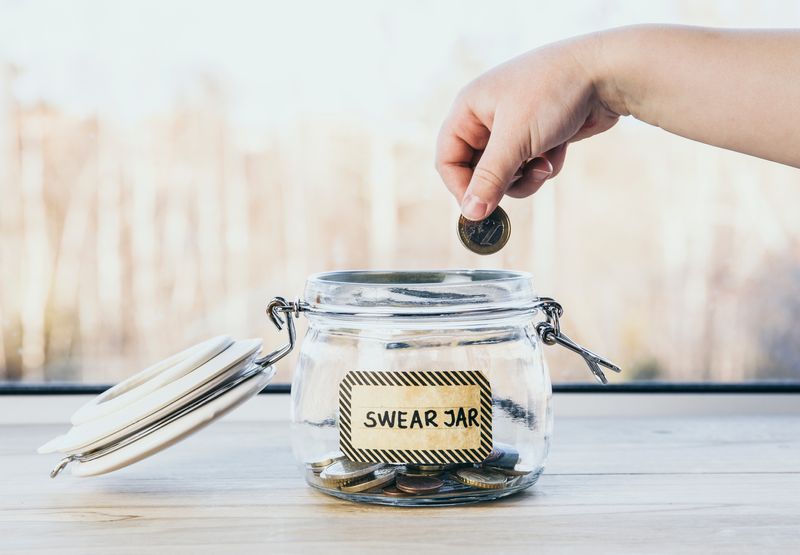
[339, 370, 492, 465]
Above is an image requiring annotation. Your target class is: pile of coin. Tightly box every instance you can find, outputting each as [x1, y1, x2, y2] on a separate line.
[305, 442, 534, 497]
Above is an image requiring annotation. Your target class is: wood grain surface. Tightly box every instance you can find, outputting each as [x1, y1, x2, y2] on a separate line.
[2, 412, 799, 554]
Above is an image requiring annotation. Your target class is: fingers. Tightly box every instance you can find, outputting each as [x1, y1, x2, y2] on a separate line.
[545, 142, 568, 177]
[506, 144, 567, 198]
[435, 106, 491, 203]
[435, 133, 477, 202]
[460, 119, 531, 220]
[506, 156, 553, 198]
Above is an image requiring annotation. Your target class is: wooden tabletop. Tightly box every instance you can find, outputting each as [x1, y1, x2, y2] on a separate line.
[3, 408, 799, 554]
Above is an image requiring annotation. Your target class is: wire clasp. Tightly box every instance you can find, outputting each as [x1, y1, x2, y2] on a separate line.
[253, 297, 306, 369]
[534, 297, 622, 384]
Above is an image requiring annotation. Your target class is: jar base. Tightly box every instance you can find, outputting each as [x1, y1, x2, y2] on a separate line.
[307, 469, 542, 507]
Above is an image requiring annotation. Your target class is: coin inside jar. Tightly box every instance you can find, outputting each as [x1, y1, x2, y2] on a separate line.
[494, 464, 535, 477]
[319, 460, 385, 484]
[401, 464, 448, 477]
[408, 464, 457, 472]
[457, 205, 511, 255]
[482, 442, 520, 470]
[339, 468, 397, 493]
[382, 485, 413, 497]
[306, 452, 345, 472]
[453, 468, 508, 490]
[395, 473, 444, 495]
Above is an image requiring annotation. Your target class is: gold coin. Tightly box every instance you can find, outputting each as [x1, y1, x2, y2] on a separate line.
[339, 468, 397, 493]
[453, 468, 508, 489]
[457, 206, 511, 255]
[319, 459, 385, 483]
[401, 465, 445, 477]
[306, 452, 345, 472]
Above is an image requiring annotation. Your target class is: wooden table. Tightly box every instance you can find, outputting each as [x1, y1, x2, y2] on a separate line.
[2, 401, 799, 554]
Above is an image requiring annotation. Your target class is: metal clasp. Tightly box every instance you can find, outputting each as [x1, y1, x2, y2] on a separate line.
[253, 296, 304, 369]
[534, 297, 621, 384]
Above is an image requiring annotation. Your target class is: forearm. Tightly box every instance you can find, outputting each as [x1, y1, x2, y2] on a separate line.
[593, 25, 800, 167]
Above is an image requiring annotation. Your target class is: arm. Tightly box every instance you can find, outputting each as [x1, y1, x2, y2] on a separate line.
[436, 25, 800, 221]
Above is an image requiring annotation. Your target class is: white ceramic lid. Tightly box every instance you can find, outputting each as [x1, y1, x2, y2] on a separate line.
[39, 337, 277, 477]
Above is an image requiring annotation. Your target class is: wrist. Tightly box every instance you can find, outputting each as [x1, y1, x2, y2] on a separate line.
[579, 26, 643, 118]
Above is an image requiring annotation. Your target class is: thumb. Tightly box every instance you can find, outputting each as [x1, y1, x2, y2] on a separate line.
[461, 125, 528, 220]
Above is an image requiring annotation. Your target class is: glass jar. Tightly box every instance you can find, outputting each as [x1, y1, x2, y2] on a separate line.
[273, 269, 619, 506]
[42, 268, 618, 506]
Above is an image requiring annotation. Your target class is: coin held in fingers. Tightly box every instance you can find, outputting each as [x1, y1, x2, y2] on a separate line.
[458, 205, 511, 255]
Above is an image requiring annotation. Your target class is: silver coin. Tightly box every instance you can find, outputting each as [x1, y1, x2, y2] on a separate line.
[319, 459, 385, 483]
[306, 451, 345, 472]
[492, 463, 535, 476]
[339, 468, 397, 493]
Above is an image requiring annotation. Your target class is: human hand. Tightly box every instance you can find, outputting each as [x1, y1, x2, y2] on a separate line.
[435, 32, 621, 220]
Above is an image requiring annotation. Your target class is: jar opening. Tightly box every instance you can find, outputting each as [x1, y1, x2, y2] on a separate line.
[303, 269, 538, 318]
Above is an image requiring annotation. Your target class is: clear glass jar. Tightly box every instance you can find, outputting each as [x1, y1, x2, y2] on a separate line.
[39, 268, 618, 502]
[283, 270, 617, 506]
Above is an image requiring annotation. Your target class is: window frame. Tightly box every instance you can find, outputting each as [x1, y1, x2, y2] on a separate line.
[2, 381, 800, 395]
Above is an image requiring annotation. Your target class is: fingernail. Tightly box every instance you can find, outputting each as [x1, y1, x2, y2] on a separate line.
[461, 193, 489, 221]
[530, 157, 553, 181]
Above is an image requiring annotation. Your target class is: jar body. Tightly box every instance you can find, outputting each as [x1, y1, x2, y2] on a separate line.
[290, 271, 553, 506]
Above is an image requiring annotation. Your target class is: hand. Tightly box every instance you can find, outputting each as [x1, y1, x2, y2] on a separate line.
[437, 25, 800, 221]
[436, 33, 620, 220]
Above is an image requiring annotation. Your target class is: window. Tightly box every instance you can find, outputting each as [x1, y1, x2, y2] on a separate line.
[1, 1, 799, 387]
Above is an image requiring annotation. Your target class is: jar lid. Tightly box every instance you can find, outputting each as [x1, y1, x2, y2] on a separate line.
[40, 337, 277, 477]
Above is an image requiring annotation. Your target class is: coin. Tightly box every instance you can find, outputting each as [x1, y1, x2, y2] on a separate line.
[457, 205, 511, 255]
[319, 460, 385, 484]
[382, 485, 413, 497]
[481, 442, 519, 470]
[305, 469, 328, 488]
[401, 465, 446, 477]
[408, 463, 457, 472]
[395, 473, 444, 495]
[306, 451, 345, 472]
[339, 468, 397, 493]
[453, 468, 508, 489]
[482, 447, 503, 465]
[492, 464, 535, 477]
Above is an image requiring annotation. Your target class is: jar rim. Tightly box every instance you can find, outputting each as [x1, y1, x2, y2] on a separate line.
[308, 269, 532, 287]
[302, 269, 538, 319]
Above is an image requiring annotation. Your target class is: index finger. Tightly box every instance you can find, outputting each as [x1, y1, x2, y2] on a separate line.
[435, 111, 490, 204]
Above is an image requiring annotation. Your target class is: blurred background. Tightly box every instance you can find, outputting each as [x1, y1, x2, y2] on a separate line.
[1, 0, 799, 385]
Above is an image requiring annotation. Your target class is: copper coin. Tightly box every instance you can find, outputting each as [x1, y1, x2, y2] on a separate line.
[395, 473, 444, 495]
[382, 485, 413, 497]
[457, 205, 511, 255]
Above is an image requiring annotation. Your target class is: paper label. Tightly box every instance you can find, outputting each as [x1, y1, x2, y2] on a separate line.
[338, 370, 492, 465]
